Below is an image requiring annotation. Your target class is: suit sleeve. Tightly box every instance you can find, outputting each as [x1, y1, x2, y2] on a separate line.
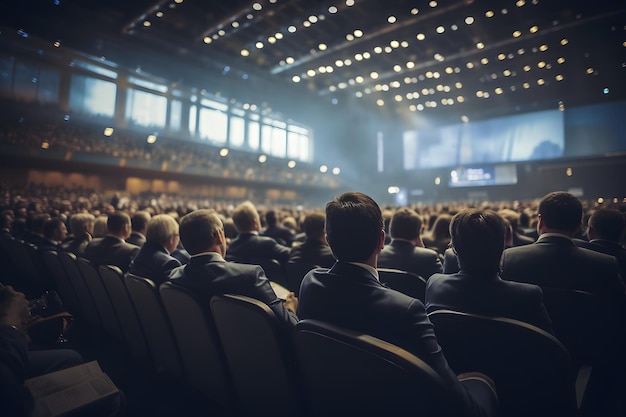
[251, 266, 298, 325]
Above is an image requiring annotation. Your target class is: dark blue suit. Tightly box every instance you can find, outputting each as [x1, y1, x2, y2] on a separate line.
[574, 239, 626, 286]
[168, 253, 297, 326]
[378, 239, 442, 279]
[84, 235, 139, 272]
[299, 262, 494, 417]
[130, 241, 181, 285]
[226, 232, 290, 265]
[426, 271, 553, 333]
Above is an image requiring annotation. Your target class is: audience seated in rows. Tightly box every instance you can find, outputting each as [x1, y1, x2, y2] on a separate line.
[422, 212, 453, 256]
[425, 208, 553, 333]
[262, 210, 295, 247]
[378, 207, 443, 279]
[61, 213, 95, 257]
[298, 192, 497, 417]
[129, 214, 182, 285]
[168, 209, 298, 330]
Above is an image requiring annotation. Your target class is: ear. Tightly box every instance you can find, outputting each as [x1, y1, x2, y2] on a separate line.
[378, 229, 385, 251]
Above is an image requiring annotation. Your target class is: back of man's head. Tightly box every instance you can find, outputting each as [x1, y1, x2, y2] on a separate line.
[588, 209, 625, 242]
[325, 192, 383, 262]
[107, 212, 131, 236]
[497, 209, 520, 232]
[146, 214, 179, 246]
[389, 208, 422, 241]
[450, 208, 506, 273]
[43, 218, 66, 241]
[303, 212, 326, 241]
[265, 210, 278, 227]
[179, 209, 223, 255]
[131, 211, 151, 233]
[69, 213, 95, 238]
[538, 191, 582, 234]
[232, 201, 259, 233]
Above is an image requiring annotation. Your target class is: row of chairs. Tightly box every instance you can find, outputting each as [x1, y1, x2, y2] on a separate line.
[38, 250, 594, 416]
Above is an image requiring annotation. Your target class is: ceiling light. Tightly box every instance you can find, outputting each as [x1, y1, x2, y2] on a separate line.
[466, 62, 474, 69]
[429, 1, 437, 7]
[436, 26, 445, 33]
[303, 21, 311, 27]
[344, 59, 352, 65]
[143, 20, 151, 27]
[513, 30, 521, 37]
[523, 65, 531, 71]
[218, 29, 225, 36]
[232, 21, 240, 28]
[393, 65, 402, 72]
[498, 53, 506, 60]
[346, 34, 355, 41]
[560, 38, 568, 45]
[523, 82, 530, 89]
[355, 53, 363, 61]
[461, 115, 469, 122]
[355, 76, 364, 83]
[203, 36, 213, 44]
[495, 87, 503, 94]
[516, 0, 525, 6]
[308, 15, 318, 23]
[455, 82, 463, 88]
[240, 49, 249, 56]
[390, 40, 400, 48]
[335, 60, 343, 67]
[288, 25, 296, 33]
[320, 165, 328, 173]
[407, 61, 415, 69]
[156, 11, 164, 18]
[268, 36, 276, 44]
[394, 95, 403, 102]
[457, 96, 465, 103]
[370, 71, 379, 79]
[219, 148, 229, 157]
[411, 8, 419, 15]
[485, 10, 494, 17]
[400, 41, 409, 48]
[255, 41, 264, 49]
[332, 167, 341, 175]
[388, 16, 396, 24]
[537, 78, 545, 85]
[376, 99, 385, 107]
[586, 67, 594, 74]
[481, 57, 489, 64]
[346, 0, 355, 6]
[258, 155, 267, 163]
[252, 2, 262, 11]
[319, 43, 327, 51]
[325, 66, 333, 73]
[374, 46, 383, 53]
[465, 16, 474, 25]
[328, 6, 338, 14]
[530, 25, 539, 33]
[291, 75, 300, 83]
[556, 74, 564, 81]
[307, 69, 316, 77]
[363, 52, 371, 59]
[288, 160, 296, 168]
[476, 42, 484, 49]
[557, 57, 565, 64]
[286, 56, 295, 64]
[416, 33, 425, 41]
[354, 29, 363, 37]
[518, 48, 525, 55]
[539, 44, 548, 51]
[538, 61, 546, 68]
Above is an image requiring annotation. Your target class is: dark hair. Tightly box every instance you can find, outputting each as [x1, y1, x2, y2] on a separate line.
[265, 210, 278, 227]
[450, 208, 506, 273]
[538, 192, 582, 232]
[303, 212, 326, 240]
[430, 213, 452, 241]
[325, 192, 383, 262]
[131, 211, 151, 232]
[389, 208, 422, 240]
[589, 209, 625, 242]
[179, 209, 223, 255]
[43, 218, 65, 240]
[107, 211, 131, 234]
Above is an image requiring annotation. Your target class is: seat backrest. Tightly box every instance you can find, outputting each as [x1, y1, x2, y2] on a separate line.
[284, 262, 319, 293]
[159, 282, 234, 410]
[232, 257, 287, 288]
[76, 257, 123, 341]
[98, 265, 149, 360]
[41, 250, 79, 314]
[210, 294, 300, 415]
[2, 239, 46, 297]
[124, 274, 184, 381]
[428, 309, 577, 417]
[378, 268, 427, 301]
[294, 319, 464, 417]
[58, 251, 100, 327]
[541, 287, 605, 363]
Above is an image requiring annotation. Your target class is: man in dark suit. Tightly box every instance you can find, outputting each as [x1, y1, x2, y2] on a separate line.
[126, 211, 150, 247]
[299, 192, 497, 417]
[378, 208, 443, 279]
[574, 208, 626, 284]
[262, 210, 295, 247]
[39, 218, 68, 252]
[288, 212, 335, 268]
[169, 209, 297, 327]
[500, 192, 625, 415]
[84, 211, 139, 273]
[226, 201, 290, 265]
[426, 209, 552, 332]
[501, 192, 625, 304]
[130, 214, 181, 285]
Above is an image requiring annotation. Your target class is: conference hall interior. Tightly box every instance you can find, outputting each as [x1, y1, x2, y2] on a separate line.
[1, 1, 625, 416]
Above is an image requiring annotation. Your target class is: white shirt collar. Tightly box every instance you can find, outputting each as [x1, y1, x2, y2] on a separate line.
[537, 232, 572, 241]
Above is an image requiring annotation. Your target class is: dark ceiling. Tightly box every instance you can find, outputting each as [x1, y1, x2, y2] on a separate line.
[2, 0, 626, 124]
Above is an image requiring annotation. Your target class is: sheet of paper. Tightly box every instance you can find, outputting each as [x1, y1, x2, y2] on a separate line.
[270, 281, 290, 300]
[26, 361, 103, 398]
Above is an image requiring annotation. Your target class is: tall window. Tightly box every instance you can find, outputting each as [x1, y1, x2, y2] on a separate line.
[169, 100, 182, 132]
[198, 107, 227, 144]
[69, 74, 116, 118]
[125, 88, 167, 128]
[189, 105, 197, 136]
[229, 113, 245, 148]
[287, 125, 311, 162]
[248, 118, 260, 151]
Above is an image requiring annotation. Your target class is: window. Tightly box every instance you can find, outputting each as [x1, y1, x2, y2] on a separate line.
[229, 116, 245, 148]
[287, 125, 311, 162]
[189, 105, 197, 136]
[198, 107, 227, 144]
[248, 120, 260, 150]
[169, 100, 182, 131]
[69, 74, 116, 117]
[125, 88, 167, 128]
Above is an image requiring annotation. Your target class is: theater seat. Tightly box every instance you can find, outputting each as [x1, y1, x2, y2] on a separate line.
[158, 281, 234, 411]
[124, 274, 184, 381]
[428, 309, 577, 417]
[293, 319, 494, 417]
[285, 261, 320, 293]
[210, 294, 302, 416]
[377, 268, 427, 301]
